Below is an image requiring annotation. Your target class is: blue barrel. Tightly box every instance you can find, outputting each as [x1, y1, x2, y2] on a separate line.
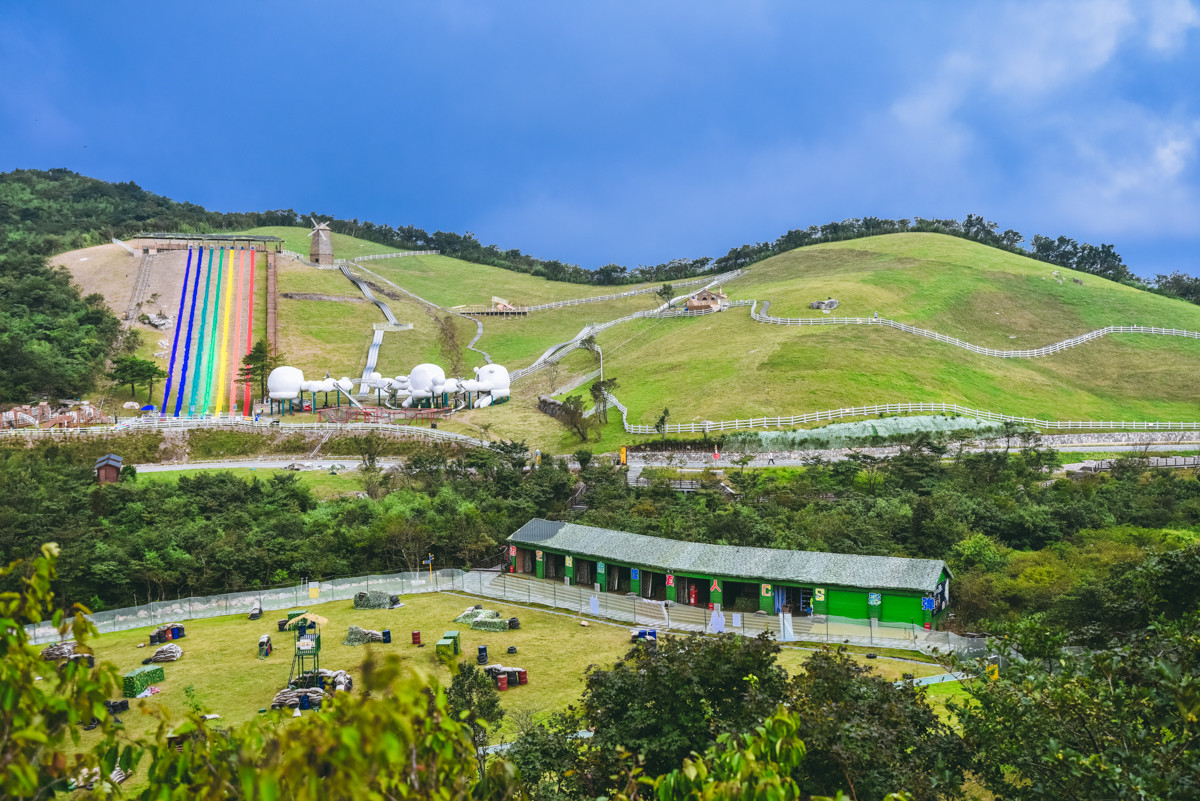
[299, 695, 310, 710]
[382, 629, 391, 644]
[648, 630, 657, 639]
[172, 626, 184, 639]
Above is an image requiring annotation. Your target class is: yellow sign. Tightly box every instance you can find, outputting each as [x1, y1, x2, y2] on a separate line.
[986, 663, 999, 681]
[761, 583, 772, 596]
[308, 587, 320, 599]
[814, 588, 825, 602]
[620, 446, 627, 466]
[565, 555, 573, 567]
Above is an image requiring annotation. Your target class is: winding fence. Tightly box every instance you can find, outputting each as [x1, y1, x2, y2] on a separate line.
[516, 268, 745, 312]
[602, 393, 1200, 435]
[750, 301, 1200, 358]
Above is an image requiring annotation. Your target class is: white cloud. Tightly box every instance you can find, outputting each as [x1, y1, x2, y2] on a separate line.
[1145, 0, 1200, 53]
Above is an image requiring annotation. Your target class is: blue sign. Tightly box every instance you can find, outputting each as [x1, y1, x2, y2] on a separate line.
[868, 592, 882, 606]
[597, 562, 605, 573]
[921, 597, 935, 611]
[631, 568, 639, 580]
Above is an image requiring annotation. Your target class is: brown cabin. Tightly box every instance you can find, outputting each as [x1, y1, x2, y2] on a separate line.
[685, 287, 727, 312]
[95, 454, 123, 484]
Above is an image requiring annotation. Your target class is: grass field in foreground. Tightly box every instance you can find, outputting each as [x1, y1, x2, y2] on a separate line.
[76, 590, 946, 751]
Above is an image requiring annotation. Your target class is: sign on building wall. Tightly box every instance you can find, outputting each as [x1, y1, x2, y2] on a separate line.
[565, 556, 572, 567]
[868, 592, 882, 606]
[509, 545, 516, 556]
[710, 578, 720, 592]
[631, 568, 639, 580]
[921, 597, 935, 611]
[761, 583, 772, 596]
[597, 562, 605, 574]
[536, 550, 543, 561]
[666, 574, 675, 587]
[814, 588, 826, 602]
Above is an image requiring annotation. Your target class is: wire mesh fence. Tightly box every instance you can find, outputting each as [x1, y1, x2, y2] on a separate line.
[26, 569, 985, 658]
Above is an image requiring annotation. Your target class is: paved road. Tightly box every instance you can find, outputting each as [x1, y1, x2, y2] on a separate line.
[135, 442, 1197, 474]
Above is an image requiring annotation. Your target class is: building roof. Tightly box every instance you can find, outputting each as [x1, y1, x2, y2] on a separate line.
[94, 453, 123, 469]
[691, 288, 727, 299]
[509, 519, 949, 593]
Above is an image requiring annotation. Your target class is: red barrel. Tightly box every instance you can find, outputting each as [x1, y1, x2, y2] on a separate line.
[517, 669, 527, 685]
[411, 631, 421, 645]
[497, 674, 508, 691]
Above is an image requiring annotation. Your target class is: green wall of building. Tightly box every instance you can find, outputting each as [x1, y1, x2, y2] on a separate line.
[518, 547, 943, 624]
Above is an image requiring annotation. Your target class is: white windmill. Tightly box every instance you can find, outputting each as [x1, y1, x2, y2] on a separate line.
[308, 217, 333, 264]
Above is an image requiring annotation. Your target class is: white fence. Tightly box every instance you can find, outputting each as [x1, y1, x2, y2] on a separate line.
[280, 249, 439, 270]
[0, 415, 489, 448]
[518, 268, 745, 312]
[26, 569, 985, 657]
[750, 301, 1200, 359]
[603, 393, 1200, 435]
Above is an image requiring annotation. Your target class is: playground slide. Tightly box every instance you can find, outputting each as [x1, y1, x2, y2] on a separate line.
[330, 379, 367, 411]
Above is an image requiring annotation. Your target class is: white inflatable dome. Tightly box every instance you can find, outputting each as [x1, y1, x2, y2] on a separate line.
[474, 363, 511, 391]
[267, 366, 305, 400]
[408, 363, 446, 392]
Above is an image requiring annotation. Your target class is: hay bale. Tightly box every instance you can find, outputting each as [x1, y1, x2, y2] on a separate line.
[353, 590, 391, 610]
[122, 665, 164, 698]
[344, 625, 383, 646]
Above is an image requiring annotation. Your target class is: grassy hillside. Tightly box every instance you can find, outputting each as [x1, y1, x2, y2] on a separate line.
[274, 256, 477, 379]
[234, 226, 408, 260]
[590, 234, 1200, 427]
[56, 229, 1200, 440]
[360, 252, 662, 307]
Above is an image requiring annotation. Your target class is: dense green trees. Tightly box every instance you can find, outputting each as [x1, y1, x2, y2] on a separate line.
[955, 614, 1200, 800]
[511, 634, 958, 800]
[0, 251, 121, 401]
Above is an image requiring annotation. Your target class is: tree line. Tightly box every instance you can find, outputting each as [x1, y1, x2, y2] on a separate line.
[7, 540, 1198, 800]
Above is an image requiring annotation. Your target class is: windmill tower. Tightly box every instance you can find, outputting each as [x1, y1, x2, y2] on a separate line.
[308, 218, 333, 265]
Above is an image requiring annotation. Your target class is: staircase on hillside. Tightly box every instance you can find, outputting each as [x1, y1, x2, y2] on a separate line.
[569, 481, 588, 513]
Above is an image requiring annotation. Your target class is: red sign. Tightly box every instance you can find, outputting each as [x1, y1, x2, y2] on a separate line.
[710, 579, 720, 592]
[666, 574, 675, 587]
[509, 545, 516, 556]
[688, 584, 697, 605]
[712, 451, 719, 460]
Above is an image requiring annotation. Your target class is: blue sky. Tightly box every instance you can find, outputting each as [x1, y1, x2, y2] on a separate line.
[2, 1, 1199, 276]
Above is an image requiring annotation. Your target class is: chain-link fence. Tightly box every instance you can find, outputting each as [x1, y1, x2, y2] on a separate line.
[27, 569, 986, 658]
[24, 569, 466, 644]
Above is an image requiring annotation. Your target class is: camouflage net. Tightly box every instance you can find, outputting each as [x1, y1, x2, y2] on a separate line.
[353, 591, 391, 610]
[453, 606, 487, 623]
[344, 625, 384, 646]
[469, 610, 511, 632]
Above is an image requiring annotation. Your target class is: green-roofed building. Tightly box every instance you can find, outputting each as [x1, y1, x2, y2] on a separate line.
[507, 519, 951, 629]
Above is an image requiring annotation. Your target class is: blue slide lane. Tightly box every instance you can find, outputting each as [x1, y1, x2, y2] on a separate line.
[175, 246, 205, 417]
[160, 247, 194, 416]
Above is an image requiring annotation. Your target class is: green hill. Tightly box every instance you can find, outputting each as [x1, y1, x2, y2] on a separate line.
[586, 233, 1200, 429]
[54, 227, 1200, 448]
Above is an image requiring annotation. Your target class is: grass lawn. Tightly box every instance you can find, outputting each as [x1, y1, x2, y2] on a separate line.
[363, 253, 663, 308]
[231, 226, 409, 260]
[274, 255, 478, 379]
[136, 467, 364, 499]
[76, 589, 945, 755]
